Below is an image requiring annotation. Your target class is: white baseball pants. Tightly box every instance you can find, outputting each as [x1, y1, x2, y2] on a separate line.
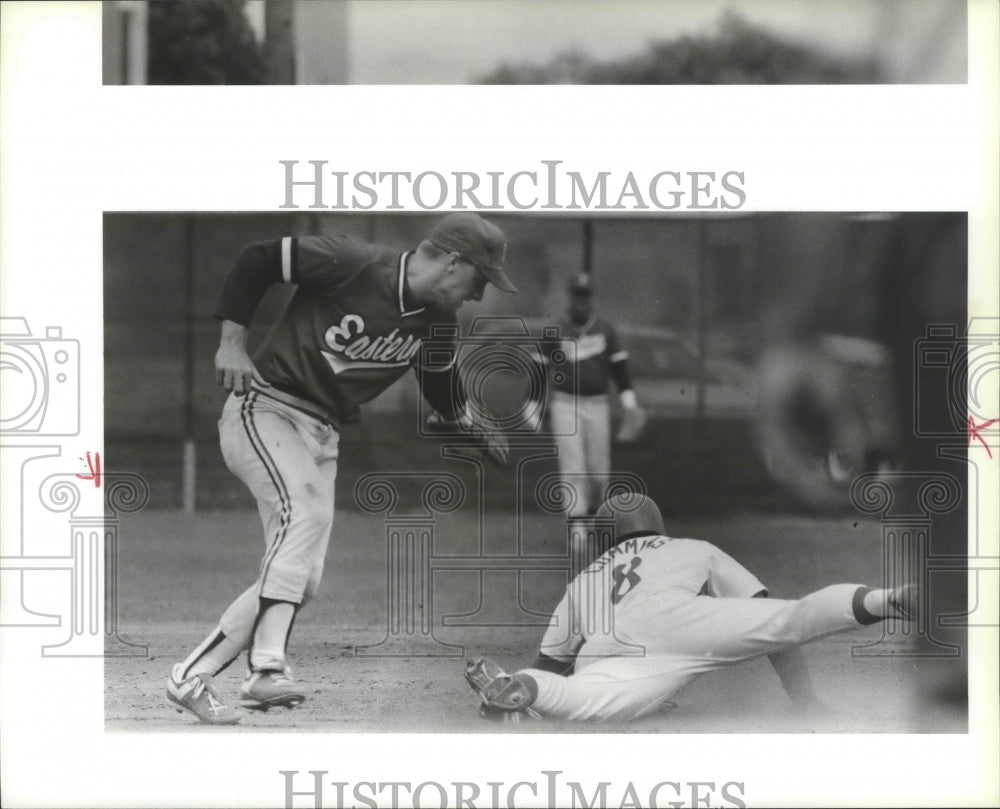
[215, 390, 339, 642]
[550, 391, 611, 517]
[523, 583, 864, 721]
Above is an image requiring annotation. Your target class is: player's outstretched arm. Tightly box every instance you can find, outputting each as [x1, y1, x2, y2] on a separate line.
[415, 350, 509, 467]
[215, 320, 266, 394]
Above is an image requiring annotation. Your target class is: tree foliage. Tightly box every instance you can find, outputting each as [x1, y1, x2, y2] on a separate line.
[478, 13, 879, 84]
[147, 0, 265, 85]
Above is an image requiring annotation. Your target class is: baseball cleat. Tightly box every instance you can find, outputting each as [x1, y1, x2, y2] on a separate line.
[239, 668, 306, 711]
[888, 583, 917, 620]
[166, 664, 242, 725]
[465, 657, 539, 719]
[479, 704, 533, 723]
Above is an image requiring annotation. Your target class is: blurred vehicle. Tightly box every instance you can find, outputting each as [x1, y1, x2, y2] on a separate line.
[617, 325, 751, 418]
[469, 317, 752, 420]
[374, 316, 752, 420]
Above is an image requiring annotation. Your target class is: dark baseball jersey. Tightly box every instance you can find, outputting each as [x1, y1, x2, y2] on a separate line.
[215, 234, 461, 425]
[540, 315, 629, 397]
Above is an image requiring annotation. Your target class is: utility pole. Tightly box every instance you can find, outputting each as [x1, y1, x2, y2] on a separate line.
[264, 0, 296, 84]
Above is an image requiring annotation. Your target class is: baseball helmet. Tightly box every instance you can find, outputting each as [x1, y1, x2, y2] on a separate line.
[595, 492, 665, 539]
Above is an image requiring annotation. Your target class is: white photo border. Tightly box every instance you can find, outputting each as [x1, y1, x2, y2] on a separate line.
[1, 2, 997, 807]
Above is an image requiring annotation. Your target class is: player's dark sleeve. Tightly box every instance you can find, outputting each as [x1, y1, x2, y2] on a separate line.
[415, 363, 468, 421]
[294, 234, 376, 290]
[214, 240, 284, 326]
[413, 330, 468, 421]
[606, 322, 634, 392]
[530, 652, 576, 676]
[610, 355, 633, 393]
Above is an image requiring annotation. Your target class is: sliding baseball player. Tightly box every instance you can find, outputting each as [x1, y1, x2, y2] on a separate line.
[466, 493, 914, 721]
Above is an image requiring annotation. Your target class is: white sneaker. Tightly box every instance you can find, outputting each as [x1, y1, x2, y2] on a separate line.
[166, 664, 242, 725]
[239, 667, 305, 711]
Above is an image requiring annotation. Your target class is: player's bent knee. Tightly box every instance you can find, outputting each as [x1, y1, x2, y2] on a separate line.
[291, 484, 335, 531]
[301, 573, 323, 604]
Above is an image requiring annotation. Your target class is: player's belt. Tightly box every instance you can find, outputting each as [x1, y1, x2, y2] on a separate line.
[251, 383, 340, 429]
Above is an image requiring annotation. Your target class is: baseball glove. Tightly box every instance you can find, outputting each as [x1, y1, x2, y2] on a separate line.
[424, 411, 509, 467]
[458, 410, 509, 467]
[615, 405, 648, 444]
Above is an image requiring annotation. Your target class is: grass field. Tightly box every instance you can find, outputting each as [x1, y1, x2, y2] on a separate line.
[104, 506, 955, 734]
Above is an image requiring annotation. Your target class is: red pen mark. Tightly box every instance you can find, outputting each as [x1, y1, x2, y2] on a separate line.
[967, 417, 998, 459]
[77, 451, 102, 487]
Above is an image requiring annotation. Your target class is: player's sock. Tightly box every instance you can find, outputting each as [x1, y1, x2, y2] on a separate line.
[185, 629, 246, 679]
[220, 584, 261, 634]
[177, 586, 261, 678]
[513, 673, 539, 705]
[249, 599, 297, 671]
[284, 609, 299, 658]
[178, 628, 222, 679]
[853, 586, 899, 624]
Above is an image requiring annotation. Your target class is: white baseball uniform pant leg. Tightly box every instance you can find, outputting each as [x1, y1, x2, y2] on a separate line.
[214, 391, 339, 659]
[551, 392, 611, 516]
[524, 583, 865, 720]
[580, 394, 611, 512]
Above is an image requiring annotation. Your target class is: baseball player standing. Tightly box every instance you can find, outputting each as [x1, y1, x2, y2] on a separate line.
[166, 213, 515, 724]
[529, 274, 645, 519]
[466, 493, 915, 722]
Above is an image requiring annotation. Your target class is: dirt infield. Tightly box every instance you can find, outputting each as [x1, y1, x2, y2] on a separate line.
[105, 509, 952, 733]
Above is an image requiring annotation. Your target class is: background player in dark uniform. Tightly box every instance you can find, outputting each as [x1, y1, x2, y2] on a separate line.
[166, 213, 515, 724]
[529, 274, 645, 519]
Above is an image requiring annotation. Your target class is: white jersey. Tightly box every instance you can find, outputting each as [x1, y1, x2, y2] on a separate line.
[526, 535, 864, 720]
[541, 535, 766, 662]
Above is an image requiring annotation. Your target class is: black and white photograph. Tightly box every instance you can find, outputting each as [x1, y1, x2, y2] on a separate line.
[103, 0, 967, 85]
[101, 209, 970, 738]
[2, 1, 998, 808]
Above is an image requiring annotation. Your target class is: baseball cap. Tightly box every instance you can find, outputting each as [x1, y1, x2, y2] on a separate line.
[429, 213, 517, 293]
[567, 273, 593, 296]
